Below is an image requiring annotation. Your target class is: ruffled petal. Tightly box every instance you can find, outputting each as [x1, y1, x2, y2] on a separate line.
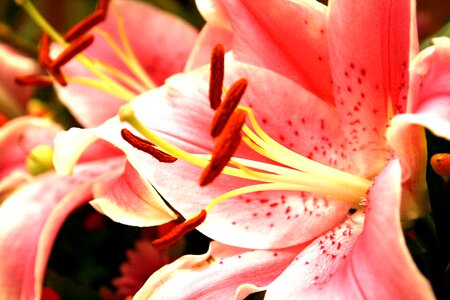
[0, 42, 36, 117]
[266, 159, 434, 299]
[53, 0, 198, 127]
[327, 0, 417, 177]
[134, 241, 306, 300]
[205, 0, 332, 103]
[0, 157, 123, 299]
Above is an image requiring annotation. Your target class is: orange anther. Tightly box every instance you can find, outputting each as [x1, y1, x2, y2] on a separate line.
[209, 44, 225, 110]
[15, 74, 54, 87]
[152, 210, 207, 250]
[431, 153, 450, 180]
[200, 109, 246, 186]
[210, 78, 247, 137]
[64, 10, 106, 42]
[38, 33, 51, 69]
[51, 34, 94, 70]
[121, 128, 177, 163]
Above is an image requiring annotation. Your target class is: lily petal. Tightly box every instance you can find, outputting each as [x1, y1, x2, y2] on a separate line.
[91, 161, 178, 226]
[327, 0, 418, 177]
[265, 159, 434, 299]
[134, 241, 306, 300]
[53, 0, 198, 127]
[0, 157, 124, 299]
[387, 37, 450, 219]
[184, 23, 233, 71]
[201, 0, 332, 103]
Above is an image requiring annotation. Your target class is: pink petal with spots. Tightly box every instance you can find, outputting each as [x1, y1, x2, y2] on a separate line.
[265, 159, 434, 299]
[184, 23, 233, 71]
[327, 0, 417, 177]
[206, 0, 333, 103]
[53, 0, 198, 127]
[0, 157, 124, 299]
[91, 161, 178, 226]
[87, 60, 354, 248]
[0, 42, 37, 117]
[0, 117, 61, 182]
[135, 241, 307, 299]
[387, 37, 450, 219]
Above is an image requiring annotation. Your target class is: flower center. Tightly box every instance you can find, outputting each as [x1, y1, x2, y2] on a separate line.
[119, 44, 373, 247]
[14, 0, 154, 102]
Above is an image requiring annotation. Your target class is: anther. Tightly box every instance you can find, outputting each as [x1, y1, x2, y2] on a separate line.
[97, 0, 111, 13]
[51, 34, 95, 70]
[49, 67, 67, 86]
[64, 10, 106, 42]
[431, 153, 450, 181]
[15, 75, 54, 87]
[210, 78, 247, 137]
[121, 128, 177, 163]
[38, 33, 51, 69]
[200, 109, 246, 186]
[209, 44, 225, 110]
[152, 210, 207, 249]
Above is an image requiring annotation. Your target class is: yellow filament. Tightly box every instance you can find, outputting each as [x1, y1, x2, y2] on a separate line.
[239, 106, 371, 188]
[20, 0, 151, 102]
[113, 4, 156, 89]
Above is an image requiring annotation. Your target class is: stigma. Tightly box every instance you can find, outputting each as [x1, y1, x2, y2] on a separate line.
[15, 0, 154, 101]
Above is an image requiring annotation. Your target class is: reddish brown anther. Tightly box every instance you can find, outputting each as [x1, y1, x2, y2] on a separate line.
[51, 34, 94, 70]
[431, 153, 450, 178]
[38, 33, 51, 69]
[200, 109, 246, 186]
[209, 44, 225, 110]
[64, 10, 106, 42]
[97, 0, 111, 12]
[15, 75, 54, 87]
[152, 210, 207, 249]
[210, 78, 247, 138]
[49, 67, 67, 86]
[121, 128, 177, 163]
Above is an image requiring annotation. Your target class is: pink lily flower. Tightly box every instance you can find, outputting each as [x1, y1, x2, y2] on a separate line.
[0, 42, 36, 118]
[52, 0, 446, 297]
[0, 0, 205, 297]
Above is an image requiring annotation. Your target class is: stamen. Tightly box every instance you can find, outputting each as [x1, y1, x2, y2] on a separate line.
[431, 153, 450, 181]
[200, 109, 246, 186]
[49, 67, 67, 86]
[121, 128, 177, 163]
[210, 78, 248, 137]
[15, 74, 54, 87]
[51, 34, 95, 70]
[152, 210, 207, 249]
[64, 10, 106, 42]
[97, 0, 111, 13]
[38, 33, 51, 68]
[209, 44, 225, 110]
